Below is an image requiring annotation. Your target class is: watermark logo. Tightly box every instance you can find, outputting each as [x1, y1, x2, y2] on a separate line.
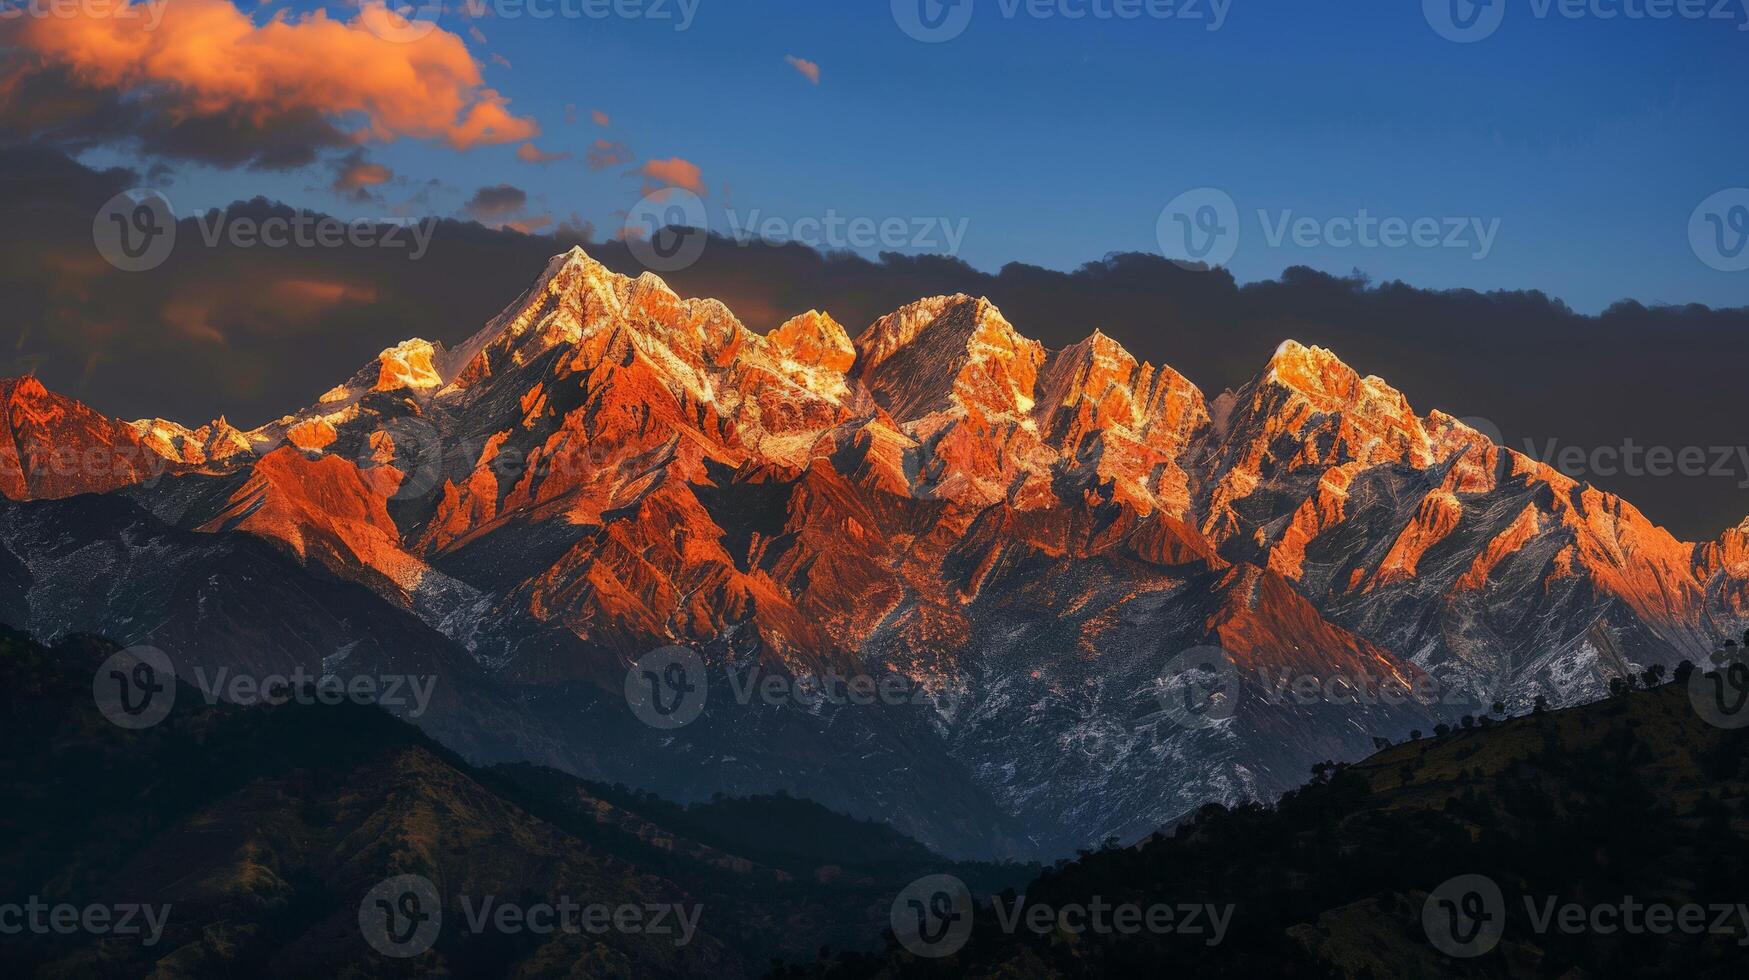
[1461, 415, 1749, 489]
[1257, 209, 1499, 259]
[457, 896, 701, 945]
[92, 646, 176, 730]
[359, 0, 442, 43]
[362, 417, 448, 501]
[0, 898, 172, 947]
[1427, 0, 1749, 42]
[889, 874, 1232, 958]
[1157, 187, 1240, 270]
[1691, 188, 1749, 273]
[1424, 0, 1506, 42]
[893, 0, 1230, 41]
[624, 648, 962, 729]
[364, 0, 700, 41]
[893, 0, 977, 41]
[192, 211, 436, 260]
[1424, 872, 1749, 955]
[190, 666, 438, 718]
[360, 874, 442, 958]
[1689, 661, 1749, 730]
[992, 895, 1233, 944]
[93, 189, 175, 273]
[625, 645, 708, 729]
[623, 188, 709, 273]
[1154, 645, 1241, 730]
[0, 0, 171, 28]
[723, 209, 970, 255]
[1424, 873, 1506, 957]
[891, 874, 976, 958]
[1158, 189, 1502, 269]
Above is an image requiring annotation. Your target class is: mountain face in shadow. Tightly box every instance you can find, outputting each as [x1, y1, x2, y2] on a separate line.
[0, 627, 1032, 978]
[785, 662, 1749, 978]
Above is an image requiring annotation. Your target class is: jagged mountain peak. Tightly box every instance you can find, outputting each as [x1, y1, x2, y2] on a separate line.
[768, 310, 854, 375]
[1263, 339, 1364, 402]
[853, 294, 1042, 423]
[444, 245, 636, 385]
[852, 293, 991, 374]
[0, 374, 49, 404]
[128, 416, 252, 465]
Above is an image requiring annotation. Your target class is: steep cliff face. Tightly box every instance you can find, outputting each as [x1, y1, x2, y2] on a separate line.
[0, 376, 172, 499]
[4, 247, 1742, 858]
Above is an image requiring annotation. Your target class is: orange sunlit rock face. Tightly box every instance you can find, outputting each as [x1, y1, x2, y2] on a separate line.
[3, 246, 1743, 705]
[0, 376, 169, 499]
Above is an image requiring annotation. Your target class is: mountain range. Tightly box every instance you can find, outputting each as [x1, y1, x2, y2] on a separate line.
[4, 246, 1744, 860]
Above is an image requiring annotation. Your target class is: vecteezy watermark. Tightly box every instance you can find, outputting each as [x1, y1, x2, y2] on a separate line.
[94, 189, 176, 273]
[360, 0, 699, 43]
[892, 875, 976, 958]
[723, 210, 970, 256]
[1424, 873, 1749, 957]
[93, 190, 437, 271]
[890, 874, 1232, 958]
[0, 898, 172, 947]
[1, 439, 172, 489]
[0, 0, 169, 28]
[1153, 645, 1496, 733]
[1691, 188, 1749, 273]
[1154, 645, 1242, 730]
[360, 875, 443, 958]
[1156, 188, 1241, 270]
[1254, 667, 1464, 708]
[191, 211, 437, 261]
[1688, 661, 1749, 730]
[455, 895, 701, 946]
[1156, 188, 1501, 270]
[892, 0, 1230, 43]
[1464, 418, 1749, 489]
[189, 666, 438, 719]
[359, 416, 448, 501]
[92, 646, 177, 730]
[357, 874, 701, 958]
[1423, 874, 1508, 957]
[1425, 0, 1749, 42]
[625, 646, 709, 729]
[622, 188, 710, 274]
[623, 645, 958, 729]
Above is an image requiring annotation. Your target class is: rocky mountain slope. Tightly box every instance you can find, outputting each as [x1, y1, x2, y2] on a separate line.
[3, 246, 1743, 859]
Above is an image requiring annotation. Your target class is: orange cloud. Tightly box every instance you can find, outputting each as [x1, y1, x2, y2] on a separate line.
[6, 0, 538, 153]
[591, 109, 611, 126]
[633, 157, 706, 198]
[273, 278, 378, 308]
[516, 142, 570, 164]
[334, 158, 392, 192]
[784, 55, 821, 85]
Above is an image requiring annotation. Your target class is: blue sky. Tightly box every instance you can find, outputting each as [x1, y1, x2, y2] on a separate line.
[108, 0, 1749, 313]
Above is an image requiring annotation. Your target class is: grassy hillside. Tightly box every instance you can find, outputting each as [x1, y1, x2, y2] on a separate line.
[0, 627, 1033, 978]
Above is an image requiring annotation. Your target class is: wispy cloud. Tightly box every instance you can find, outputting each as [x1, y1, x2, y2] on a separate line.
[632, 157, 706, 198]
[516, 143, 571, 164]
[586, 139, 634, 170]
[784, 55, 821, 85]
